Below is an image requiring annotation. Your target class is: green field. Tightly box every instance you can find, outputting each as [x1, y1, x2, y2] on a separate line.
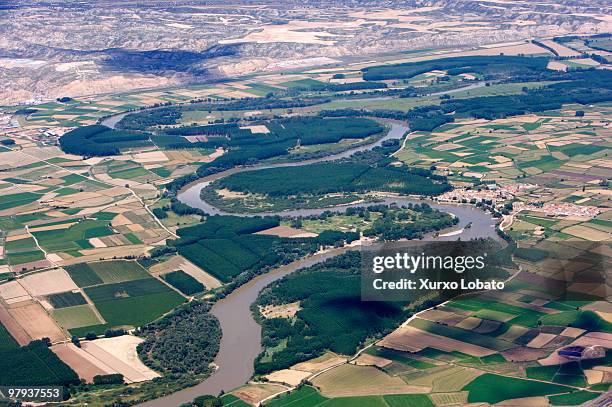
[47, 291, 88, 308]
[65, 260, 151, 287]
[264, 386, 434, 407]
[539, 310, 612, 332]
[526, 362, 588, 387]
[33, 219, 114, 252]
[221, 394, 251, 406]
[84, 277, 179, 302]
[52, 305, 102, 329]
[108, 166, 152, 180]
[93, 292, 184, 328]
[548, 391, 601, 406]
[447, 298, 545, 328]
[4, 235, 47, 265]
[83, 278, 185, 328]
[6, 249, 46, 265]
[366, 347, 436, 370]
[463, 373, 572, 404]
[162, 270, 204, 295]
[4, 237, 38, 252]
[0, 192, 41, 210]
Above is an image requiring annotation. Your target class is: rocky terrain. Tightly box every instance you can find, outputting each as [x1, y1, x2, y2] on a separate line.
[1, 0, 610, 104]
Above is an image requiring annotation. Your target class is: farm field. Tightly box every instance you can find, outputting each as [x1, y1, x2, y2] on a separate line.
[65, 260, 151, 286]
[462, 373, 573, 404]
[264, 385, 436, 407]
[0, 22, 610, 407]
[82, 278, 185, 330]
[52, 305, 103, 330]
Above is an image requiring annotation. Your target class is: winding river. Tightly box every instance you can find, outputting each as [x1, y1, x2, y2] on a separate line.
[138, 121, 499, 407]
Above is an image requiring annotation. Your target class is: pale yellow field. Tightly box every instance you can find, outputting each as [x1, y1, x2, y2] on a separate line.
[265, 369, 311, 386]
[232, 383, 288, 405]
[291, 352, 348, 373]
[8, 300, 65, 343]
[80, 338, 159, 383]
[353, 353, 392, 368]
[19, 268, 79, 296]
[259, 301, 301, 319]
[403, 365, 484, 392]
[312, 364, 429, 397]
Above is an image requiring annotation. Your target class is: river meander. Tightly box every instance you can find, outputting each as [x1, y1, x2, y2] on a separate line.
[139, 122, 499, 407]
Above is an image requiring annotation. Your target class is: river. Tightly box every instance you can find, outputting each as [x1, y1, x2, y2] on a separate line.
[100, 82, 485, 131]
[138, 121, 498, 406]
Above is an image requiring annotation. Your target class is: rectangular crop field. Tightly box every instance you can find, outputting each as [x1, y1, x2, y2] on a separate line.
[84, 278, 174, 302]
[65, 260, 150, 287]
[52, 305, 103, 329]
[47, 291, 87, 308]
[409, 319, 514, 351]
[162, 270, 204, 295]
[93, 292, 184, 328]
[463, 373, 571, 404]
[33, 220, 114, 252]
[0, 192, 41, 211]
[83, 278, 184, 328]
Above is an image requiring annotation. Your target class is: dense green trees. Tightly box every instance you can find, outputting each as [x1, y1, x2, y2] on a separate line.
[137, 302, 221, 375]
[162, 270, 205, 295]
[360, 203, 457, 240]
[59, 125, 152, 156]
[0, 340, 80, 387]
[171, 216, 357, 283]
[117, 107, 183, 129]
[93, 374, 124, 385]
[254, 251, 410, 374]
[166, 117, 384, 192]
[117, 97, 331, 130]
[362, 56, 550, 81]
[214, 161, 450, 198]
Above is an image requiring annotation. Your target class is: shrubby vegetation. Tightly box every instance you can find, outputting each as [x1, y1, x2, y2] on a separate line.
[93, 374, 124, 385]
[137, 301, 220, 375]
[358, 203, 457, 240]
